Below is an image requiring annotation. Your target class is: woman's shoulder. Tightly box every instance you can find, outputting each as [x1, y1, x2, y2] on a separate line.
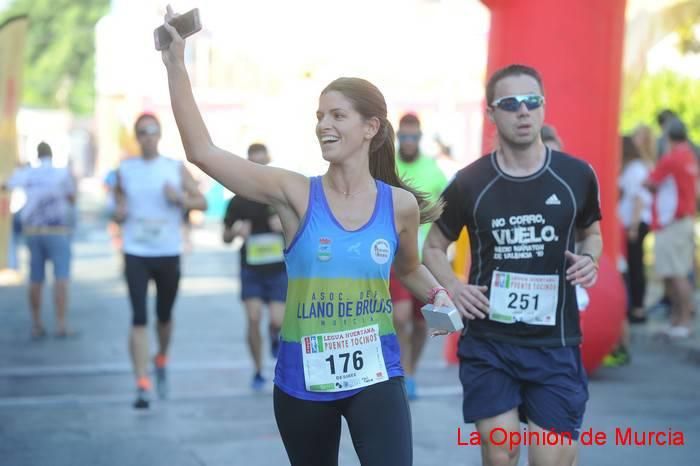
[388, 185, 419, 216]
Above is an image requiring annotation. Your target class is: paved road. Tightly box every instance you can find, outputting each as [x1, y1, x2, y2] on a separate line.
[1, 218, 698, 466]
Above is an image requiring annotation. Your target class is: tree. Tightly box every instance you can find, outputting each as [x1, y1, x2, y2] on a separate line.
[622, 0, 699, 104]
[621, 70, 700, 144]
[0, 0, 109, 115]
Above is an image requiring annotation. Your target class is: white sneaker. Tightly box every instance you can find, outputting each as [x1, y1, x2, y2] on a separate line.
[665, 325, 692, 339]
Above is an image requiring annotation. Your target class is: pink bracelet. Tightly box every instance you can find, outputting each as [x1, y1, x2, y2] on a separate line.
[428, 287, 451, 304]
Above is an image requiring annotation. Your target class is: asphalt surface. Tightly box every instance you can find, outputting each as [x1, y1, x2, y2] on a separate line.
[1, 216, 698, 466]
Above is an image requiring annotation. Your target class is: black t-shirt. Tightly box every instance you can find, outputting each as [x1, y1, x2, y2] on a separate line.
[223, 196, 286, 274]
[436, 148, 602, 347]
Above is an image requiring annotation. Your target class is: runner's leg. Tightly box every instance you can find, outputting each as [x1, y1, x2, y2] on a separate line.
[244, 298, 264, 374]
[527, 420, 577, 466]
[264, 269, 287, 358]
[273, 386, 342, 466]
[268, 300, 284, 357]
[475, 408, 521, 466]
[125, 255, 151, 385]
[153, 256, 180, 358]
[26, 236, 46, 337]
[50, 234, 72, 335]
[343, 378, 412, 466]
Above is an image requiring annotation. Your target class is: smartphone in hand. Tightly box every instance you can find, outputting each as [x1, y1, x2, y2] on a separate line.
[154, 8, 202, 51]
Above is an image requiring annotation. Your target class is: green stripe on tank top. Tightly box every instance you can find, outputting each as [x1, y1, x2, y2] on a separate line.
[281, 277, 396, 341]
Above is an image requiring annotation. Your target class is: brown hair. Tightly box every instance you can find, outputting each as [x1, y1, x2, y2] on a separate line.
[621, 135, 642, 167]
[133, 112, 160, 133]
[321, 77, 443, 223]
[631, 125, 656, 164]
[399, 113, 421, 129]
[486, 64, 544, 105]
[247, 143, 268, 156]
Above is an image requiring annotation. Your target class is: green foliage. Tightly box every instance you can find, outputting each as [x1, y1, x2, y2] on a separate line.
[621, 71, 700, 143]
[0, 0, 109, 115]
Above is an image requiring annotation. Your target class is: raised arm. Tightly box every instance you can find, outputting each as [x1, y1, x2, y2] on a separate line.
[160, 7, 307, 211]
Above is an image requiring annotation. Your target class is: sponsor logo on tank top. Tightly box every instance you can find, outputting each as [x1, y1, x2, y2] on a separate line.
[347, 242, 361, 256]
[370, 239, 390, 264]
[318, 237, 332, 261]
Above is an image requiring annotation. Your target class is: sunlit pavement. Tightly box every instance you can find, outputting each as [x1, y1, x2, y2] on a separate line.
[1, 214, 698, 466]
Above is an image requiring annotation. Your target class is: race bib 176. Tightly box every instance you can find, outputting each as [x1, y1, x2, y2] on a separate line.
[302, 325, 388, 392]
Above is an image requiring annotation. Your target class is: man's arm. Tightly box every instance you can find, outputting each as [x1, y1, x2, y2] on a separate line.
[164, 166, 208, 211]
[576, 221, 603, 261]
[566, 221, 602, 288]
[3, 166, 26, 191]
[644, 156, 672, 191]
[222, 198, 251, 244]
[64, 170, 77, 205]
[422, 225, 462, 294]
[223, 219, 251, 244]
[112, 171, 127, 224]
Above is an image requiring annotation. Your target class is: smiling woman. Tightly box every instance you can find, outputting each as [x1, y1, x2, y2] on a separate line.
[157, 4, 462, 464]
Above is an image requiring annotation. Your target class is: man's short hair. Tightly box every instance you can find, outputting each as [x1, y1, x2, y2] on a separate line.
[37, 141, 52, 158]
[486, 64, 544, 105]
[398, 113, 421, 129]
[133, 112, 160, 134]
[247, 143, 268, 156]
[656, 109, 676, 128]
[667, 118, 687, 142]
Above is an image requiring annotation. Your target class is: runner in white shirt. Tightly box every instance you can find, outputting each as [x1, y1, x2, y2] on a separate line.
[113, 113, 207, 409]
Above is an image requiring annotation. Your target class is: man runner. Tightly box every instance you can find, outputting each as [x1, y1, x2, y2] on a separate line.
[424, 64, 602, 466]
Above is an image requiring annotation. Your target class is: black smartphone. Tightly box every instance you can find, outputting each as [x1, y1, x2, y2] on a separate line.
[154, 8, 202, 51]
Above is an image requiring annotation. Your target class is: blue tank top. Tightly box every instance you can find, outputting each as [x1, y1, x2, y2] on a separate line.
[274, 176, 403, 401]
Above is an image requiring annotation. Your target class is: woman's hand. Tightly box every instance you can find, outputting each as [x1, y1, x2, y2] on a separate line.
[432, 289, 455, 311]
[161, 5, 185, 68]
[429, 289, 461, 337]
